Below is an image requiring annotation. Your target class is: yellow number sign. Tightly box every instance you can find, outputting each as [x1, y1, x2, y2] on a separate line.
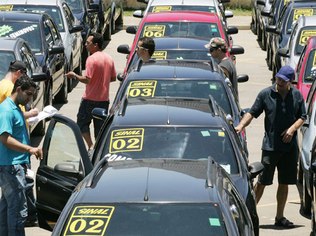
[143, 25, 166, 38]
[110, 128, 144, 153]
[299, 30, 316, 46]
[127, 80, 157, 98]
[0, 5, 13, 11]
[152, 51, 167, 60]
[293, 9, 314, 21]
[152, 6, 172, 13]
[63, 206, 115, 236]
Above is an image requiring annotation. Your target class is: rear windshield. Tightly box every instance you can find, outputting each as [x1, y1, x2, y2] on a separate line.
[148, 5, 217, 14]
[295, 26, 316, 55]
[141, 22, 220, 40]
[102, 127, 238, 174]
[0, 22, 42, 53]
[62, 203, 228, 236]
[124, 80, 232, 115]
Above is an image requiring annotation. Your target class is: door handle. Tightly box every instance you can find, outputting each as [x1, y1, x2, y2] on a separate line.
[38, 176, 47, 183]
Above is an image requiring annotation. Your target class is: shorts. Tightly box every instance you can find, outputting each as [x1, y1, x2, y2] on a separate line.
[258, 146, 298, 185]
[77, 99, 109, 138]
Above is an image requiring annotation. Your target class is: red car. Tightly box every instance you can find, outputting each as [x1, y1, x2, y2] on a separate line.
[295, 36, 316, 100]
[119, 11, 240, 79]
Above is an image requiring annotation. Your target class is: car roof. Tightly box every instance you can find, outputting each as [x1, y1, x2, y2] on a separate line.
[77, 159, 231, 203]
[0, 11, 43, 21]
[153, 37, 209, 50]
[298, 15, 316, 26]
[143, 11, 220, 23]
[0, 37, 22, 51]
[0, 0, 63, 6]
[111, 97, 226, 127]
[127, 60, 223, 80]
[150, 0, 217, 7]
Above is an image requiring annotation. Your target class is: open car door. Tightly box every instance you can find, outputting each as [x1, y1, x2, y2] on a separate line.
[36, 114, 93, 231]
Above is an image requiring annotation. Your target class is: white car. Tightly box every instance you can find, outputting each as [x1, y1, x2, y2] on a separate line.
[0, 0, 83, 91]
[133, 0, 233, 26]
[278, 15, 316, 71]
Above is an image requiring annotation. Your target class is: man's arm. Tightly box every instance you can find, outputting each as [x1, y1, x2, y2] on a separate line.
[0, 132, 42, 159]
[66, 71, 90, 84]
[281, 118, 305, 143]
[235, 112, 254, 133]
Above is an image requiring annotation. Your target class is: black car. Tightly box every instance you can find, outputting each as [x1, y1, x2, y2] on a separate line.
[117, 36, 245, 80]
[0, 37, 47, 135]
[51, 159, 256, 235]
[0, 11, 68, 104]
[36, 97, 262, 234]
[112, 60, 249, 153]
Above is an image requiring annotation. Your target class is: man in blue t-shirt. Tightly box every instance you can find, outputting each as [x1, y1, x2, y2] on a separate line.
[0, 75, 42, 236]
[235, 65, 307, 228]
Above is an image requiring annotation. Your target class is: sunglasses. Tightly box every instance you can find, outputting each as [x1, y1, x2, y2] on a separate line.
[209, 47, 219, 52]
[136, 45, 148, 51]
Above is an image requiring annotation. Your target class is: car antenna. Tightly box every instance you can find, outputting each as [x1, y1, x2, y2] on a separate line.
[143, 168, 150, 201]
[208, 95, 217, 116]
[118, 94, 128, 116]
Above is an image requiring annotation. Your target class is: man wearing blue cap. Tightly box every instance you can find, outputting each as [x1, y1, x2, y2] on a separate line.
[235, 65, 307, 228]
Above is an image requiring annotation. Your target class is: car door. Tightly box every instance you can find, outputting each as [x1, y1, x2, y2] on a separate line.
[36, 114, 93, 231]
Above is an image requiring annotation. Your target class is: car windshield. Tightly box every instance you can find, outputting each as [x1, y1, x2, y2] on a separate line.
[148, 5, 217, 14]
[102, 127, 238, 174]
[11, 5, 64, 32]
[287, 8, 316, 33]
[152, 49, 211, 60]
[0, 22, 42, 53]
[124, 80, 232, 115]
[62, 203, 228, 236]
[304, 48, 316, 83]
[141, 22, 220, 40]
[0, 51, 15, 80]
[65, 0, 84, 12]
[295, 26, 316, 55]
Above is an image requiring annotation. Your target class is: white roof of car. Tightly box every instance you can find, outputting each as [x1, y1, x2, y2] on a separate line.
[0, 0, 63, 6]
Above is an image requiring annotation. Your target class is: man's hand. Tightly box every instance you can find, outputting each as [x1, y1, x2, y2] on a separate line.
[28, 147, 43, 160]
[66, 71, 76, 79]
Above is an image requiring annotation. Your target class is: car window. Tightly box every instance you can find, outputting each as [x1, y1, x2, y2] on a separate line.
[295, 26, 316, 55]
[65, 0, 84, 11]
[303, 48, 316, 83]
[287, 8, 316, 33]
[46, 122, 81, 171]
[61, 203, 228, 236]
[102, 127, 238, 174]
[62, 3, 76, 29]
[20, 44, 36, 76]
[0, 51, 15, 80]
[124, 80, 232, 115]
[11, 5, 65, 32]
[141, 22, 220, 40]
[44, 20, 55, 47]
[0, 22, 42, 53]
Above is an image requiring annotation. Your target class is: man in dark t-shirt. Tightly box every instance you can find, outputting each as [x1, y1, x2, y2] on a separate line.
[235, 65, 307, 228]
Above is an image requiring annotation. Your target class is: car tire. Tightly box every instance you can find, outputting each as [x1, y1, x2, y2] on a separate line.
[115, 9, 124, 31]
[44, 82, 53, 106]
[104, 22, 111, 41]
[301, 173, 312, 217]
[54, 76, 68, 104]
[261, 29, 267, 51]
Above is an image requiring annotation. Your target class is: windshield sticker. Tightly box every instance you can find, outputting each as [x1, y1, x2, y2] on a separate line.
[104, 153, 132, 161]
[293, 9, 314, 21]
[143, 25, 166, 38]
[210, 25, 218, 33]
[0, 25, 13, 37]
[218, 131, 225, 137]
[62, 206, 114, 236]
[0, 5, 13, 11]
[152, 51, 167, 60]
[220, 164, 231, 174]
[152, 6, 172, 13]
[284, 0, 290, 4]
[6, 25, 37, 39]
[127, 80, 157, 98]
[209, 218, 221, 227]
[209, 84, 217, 90]
[110, 128, 144, 153]
[201, 131, 211, 137]
[299, 30, 316, 45]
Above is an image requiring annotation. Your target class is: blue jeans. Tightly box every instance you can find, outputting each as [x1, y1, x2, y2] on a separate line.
[0, 165, 28, 236]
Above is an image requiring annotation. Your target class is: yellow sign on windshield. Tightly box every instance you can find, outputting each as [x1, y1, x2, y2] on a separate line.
[62, 206, 115, 236]
[299, 30, 316, 45]
[143, 25, 166, 38]
[152, 51, 167, 60]
[293, 9, 314, 21]
[0, 5, 13, 11]
[152, 6, 172, 13]
[110, 128, 144, 153]
[127, 80, 157, 98]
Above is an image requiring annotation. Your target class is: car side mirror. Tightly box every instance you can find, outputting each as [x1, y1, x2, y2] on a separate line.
[237, 74, 249, 83]
[92, 107, 108, 120]
[224, 10, 233, 18]
[117, 44, 131, 54]
[277, 48, 289, 58]
[117, 73, 125, 82]
[126, 26, 137, 34]
[230, 45, 244, 55]
[227, 26, 238, 35]
[54, 163, 84, 180]
[133, 10, 144, 18]
[70, 25, 84, 33]
[31, 72, 48, 82]
[265, 25, 277, 34]
[248, 162, 264, 179]
[49, 45, 64, 55]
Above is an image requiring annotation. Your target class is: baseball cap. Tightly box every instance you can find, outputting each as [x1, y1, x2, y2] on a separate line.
[275, 65, 294, 82]
[204, 37, 227, 50]
[9, 60, 27, 72]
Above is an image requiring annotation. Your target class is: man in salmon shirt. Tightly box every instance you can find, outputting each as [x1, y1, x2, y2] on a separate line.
[66, 32, 116, 152]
